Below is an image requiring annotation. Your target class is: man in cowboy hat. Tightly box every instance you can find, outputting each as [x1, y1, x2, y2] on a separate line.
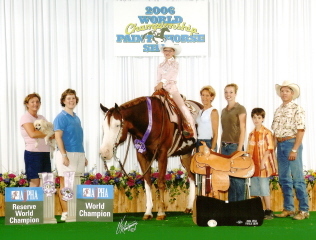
[271, 80, 309, 220]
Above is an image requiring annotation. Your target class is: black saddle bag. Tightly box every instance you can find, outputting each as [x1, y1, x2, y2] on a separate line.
[193, 196, 264, 226]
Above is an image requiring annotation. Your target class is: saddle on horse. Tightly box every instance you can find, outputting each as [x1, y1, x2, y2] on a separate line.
[190, 141, 255, 198]
[152, 89, 195, 139]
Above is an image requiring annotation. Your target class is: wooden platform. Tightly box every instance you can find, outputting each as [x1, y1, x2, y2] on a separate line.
[1, 185, 315, 216]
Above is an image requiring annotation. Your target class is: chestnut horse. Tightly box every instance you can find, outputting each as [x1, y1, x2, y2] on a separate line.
[100, 95, 202, 220]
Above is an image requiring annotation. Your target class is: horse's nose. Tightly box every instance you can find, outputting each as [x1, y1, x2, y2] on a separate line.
[100, 148, 110, 159]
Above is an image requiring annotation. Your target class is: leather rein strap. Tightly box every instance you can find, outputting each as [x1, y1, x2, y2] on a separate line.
[113, 97, 165, 179]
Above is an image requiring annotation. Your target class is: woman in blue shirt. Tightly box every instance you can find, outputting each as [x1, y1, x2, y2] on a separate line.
[54, 88, 88, 221]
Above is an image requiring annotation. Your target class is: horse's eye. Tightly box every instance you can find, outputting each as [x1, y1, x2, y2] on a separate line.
[116, 125, 120, 127]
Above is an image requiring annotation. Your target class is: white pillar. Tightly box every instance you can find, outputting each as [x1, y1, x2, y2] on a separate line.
[65, 172, 82, 222]
[39, 173, 57, 224]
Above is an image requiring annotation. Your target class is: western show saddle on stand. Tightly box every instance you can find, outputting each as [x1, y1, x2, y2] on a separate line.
[190, 141, 255, 199]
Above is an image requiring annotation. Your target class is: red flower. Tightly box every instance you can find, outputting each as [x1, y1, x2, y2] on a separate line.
[8, 174, 16, 179]
[103, 176, 111, 183]
[0, 177, 3, 182]
[95, 173, 102, 179]
[115, 171, 123, 178]
[55, 177, 60, 184]
[127, 178, 135, 187]
[165, 173, 172, 181]
[152, 172, 159, 178]
[84, 180, 92, 185]
[177, 170, 184, 175]
[19, 179, 27, 185]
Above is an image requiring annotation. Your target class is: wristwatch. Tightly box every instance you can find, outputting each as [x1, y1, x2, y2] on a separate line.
[291, 149, 297, 153]
[62, 153, 67, 157]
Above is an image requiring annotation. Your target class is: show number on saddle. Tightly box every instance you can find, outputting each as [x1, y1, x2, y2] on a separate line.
[191, 142, 254, 198]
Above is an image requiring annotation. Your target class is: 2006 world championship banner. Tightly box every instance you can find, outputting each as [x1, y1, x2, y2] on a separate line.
[114, 1, 208, 56]
[76, 185, 114, 222]
[5, 187, 44, 225]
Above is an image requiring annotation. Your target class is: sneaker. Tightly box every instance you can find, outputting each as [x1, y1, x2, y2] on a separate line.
[292, 211, 309, 220]
[264, 210, 274, 220]
[61, 212, 68, 221]
[274, 209, 294, 218]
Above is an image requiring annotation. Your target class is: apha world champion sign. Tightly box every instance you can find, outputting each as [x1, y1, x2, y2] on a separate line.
[76, 185, 113, 222]
[5, 187, 44, 225]
[114, 1, 208, 56]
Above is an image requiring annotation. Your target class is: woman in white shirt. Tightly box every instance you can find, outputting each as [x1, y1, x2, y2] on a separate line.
[196, 85, 219, 151]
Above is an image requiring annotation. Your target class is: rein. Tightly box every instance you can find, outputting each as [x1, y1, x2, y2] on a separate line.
[134, 97, 153, 153]
[112, 97, 166, 179]
[138, 97, 166, 178]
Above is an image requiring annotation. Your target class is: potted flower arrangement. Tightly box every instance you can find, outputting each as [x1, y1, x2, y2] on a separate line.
[269, 169, 316, 191]
[80, 166, 189, 201]
[80, 166, 144, 200]
[304, 169, 316, 188]
[151, 169, 189, 203]
[0, 172, 29, 195]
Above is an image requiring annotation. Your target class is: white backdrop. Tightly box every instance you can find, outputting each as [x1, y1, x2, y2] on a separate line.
[1, 0, 316, 176]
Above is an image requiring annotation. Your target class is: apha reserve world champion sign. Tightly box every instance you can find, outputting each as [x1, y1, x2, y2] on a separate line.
[76, 185, 113, 222]
[114, 1, 208, 56]
[5, 187, 44, 225]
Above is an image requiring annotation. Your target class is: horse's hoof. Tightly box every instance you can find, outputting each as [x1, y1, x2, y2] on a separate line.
[184, 208, 193, 214]
[156, 215, 166, 220]
[142, 215, 153, 220]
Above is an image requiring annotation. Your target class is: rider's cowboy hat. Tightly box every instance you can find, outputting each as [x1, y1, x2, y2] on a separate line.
[159, 40, 182, 55]
[275, 80, 300, 100]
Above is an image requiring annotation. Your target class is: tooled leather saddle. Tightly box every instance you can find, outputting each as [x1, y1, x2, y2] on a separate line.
[190, 141, 255, 199]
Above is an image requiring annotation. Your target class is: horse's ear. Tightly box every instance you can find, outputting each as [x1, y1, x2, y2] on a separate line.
[100, 103, 109, 113]
[114, 103, 121, 111]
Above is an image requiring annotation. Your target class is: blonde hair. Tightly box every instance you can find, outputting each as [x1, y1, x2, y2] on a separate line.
[200, 85, 216, 98]
[225, 83, 239, 93]
[23, 93, 41, 109]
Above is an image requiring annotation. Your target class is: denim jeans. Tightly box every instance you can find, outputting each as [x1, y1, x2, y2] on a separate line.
[196, 139, 217, 152]
[221, 142, 246, 202]
[277, 138, 309, 211]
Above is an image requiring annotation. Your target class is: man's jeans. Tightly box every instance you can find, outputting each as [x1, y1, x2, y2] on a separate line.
[277, 138, 309, 211]
[221, 143, 246, 202]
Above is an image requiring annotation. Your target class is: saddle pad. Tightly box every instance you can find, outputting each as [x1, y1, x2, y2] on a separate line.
[193, 196, 264, 226]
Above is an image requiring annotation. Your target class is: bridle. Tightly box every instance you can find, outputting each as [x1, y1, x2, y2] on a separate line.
[101, 110, 125, 172]
[103, 97, 166, 179]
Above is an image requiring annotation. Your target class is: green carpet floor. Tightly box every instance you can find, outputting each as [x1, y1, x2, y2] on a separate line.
[1, 212, 315, 240]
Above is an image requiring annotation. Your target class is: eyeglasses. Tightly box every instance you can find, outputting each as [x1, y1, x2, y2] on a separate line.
[163, 49, 174, 53]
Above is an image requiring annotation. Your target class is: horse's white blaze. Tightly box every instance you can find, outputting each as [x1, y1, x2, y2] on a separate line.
[144, 180, 153, 217]
[99, 116, 121, 159]
[187, 177, 195, 209]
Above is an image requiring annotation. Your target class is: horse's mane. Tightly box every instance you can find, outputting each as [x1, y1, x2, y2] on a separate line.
[106, 97, 148, 125]
[120, 97, 147, 109]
